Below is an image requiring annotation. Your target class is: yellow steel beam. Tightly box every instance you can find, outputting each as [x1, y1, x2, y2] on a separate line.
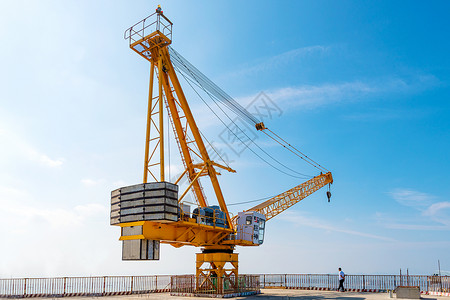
[143, 62, 155, 183]
[174, 168, 188, 185]
[160, 70, 208, 207]
[196, 252, 238, 294]
[178, 165, 207, 202]
[161, 48, 233, 230]
[158, 54, 165, 181]
[210, 161, 236, 173]
[119, 220, 232, 247]
[247, 172, 333, 221]
[130, 31, 172, 62]
[192, 162, 236, 174]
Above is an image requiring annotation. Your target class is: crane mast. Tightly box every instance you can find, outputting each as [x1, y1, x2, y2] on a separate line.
[110, 7, 334, 294]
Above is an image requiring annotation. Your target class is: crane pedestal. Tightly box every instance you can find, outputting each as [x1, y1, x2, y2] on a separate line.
[196, 251, 238, 294]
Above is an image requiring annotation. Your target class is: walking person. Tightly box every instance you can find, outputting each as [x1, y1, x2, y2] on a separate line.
[338, 268, 345, 292]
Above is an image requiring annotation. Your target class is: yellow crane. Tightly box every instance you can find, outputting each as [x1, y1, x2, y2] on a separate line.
[110, 7, 333, 292]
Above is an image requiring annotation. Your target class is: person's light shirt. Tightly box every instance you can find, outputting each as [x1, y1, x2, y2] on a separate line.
[339, 271, 345, 280]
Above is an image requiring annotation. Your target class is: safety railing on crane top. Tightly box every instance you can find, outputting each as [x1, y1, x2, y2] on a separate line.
[1, 274, 449, 298]
[124, 10, 173, 45]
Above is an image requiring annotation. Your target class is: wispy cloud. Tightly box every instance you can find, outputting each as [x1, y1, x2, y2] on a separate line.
[31, 151, 64, 168]
[0, 127, 64, 168]
[423, 202, 450, 226]
[220, 45, 439, 113]
[424, 202, 450, 216]
[388, 188, 435, 208]
[382, 190, 450, 229]
[279, 211, 395, 242]
[81, 178, 106, 187]
[264, 74, 439, 110]
[231, 45, 329, 77]
[0, 184, 108, 229]
[385, 223, 449, 231]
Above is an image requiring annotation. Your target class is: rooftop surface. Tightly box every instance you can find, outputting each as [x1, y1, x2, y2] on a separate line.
[9, 289, 448, 300]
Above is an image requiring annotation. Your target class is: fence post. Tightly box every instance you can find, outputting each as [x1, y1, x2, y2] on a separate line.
[63, 277, 67, 296]
[363, 275, 365, 291]
[156, 275, 158, 291]
[263, 275, 265, 288]
[23, 278, 27, 297]
[131, 276, 134, 294]
[285, 274, 287, 288]
[103, 276, 106, 295]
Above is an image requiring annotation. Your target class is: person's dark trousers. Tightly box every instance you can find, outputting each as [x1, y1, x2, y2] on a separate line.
[338, 279, 345, 291]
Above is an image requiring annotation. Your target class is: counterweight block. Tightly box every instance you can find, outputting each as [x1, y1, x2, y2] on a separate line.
[111, 181, 179, 261]
[110, 181, 179, 225]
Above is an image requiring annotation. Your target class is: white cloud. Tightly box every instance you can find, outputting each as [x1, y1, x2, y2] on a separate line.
[0, 185, 108, 229]
[388, 188, 434, 208]
[81, 178, 106, 187]
[382, 191, 450, 229]
[112, 180, 128, 188]
[0, 185, 29, 199]
[424, 202, 450, 216]
[75, 203, 109, 217]
[0, 126, 64, 168]
[423, 202, 450, 226]
[279, 211, 395, 242]
[233, 45, 329, 76]
[342, 108, 429, 122]
[37, 153, 64, 167]
[264, 74, 438, 110]
[386, 223, 449, 231]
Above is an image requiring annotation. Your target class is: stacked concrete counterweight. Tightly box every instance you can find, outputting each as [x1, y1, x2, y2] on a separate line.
[110, 182, 179, 225]
[110, 182, 179, 260]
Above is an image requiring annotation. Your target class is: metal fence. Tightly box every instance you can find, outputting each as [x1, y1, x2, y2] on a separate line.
[0, 275, 170, 298]
[170, 274, 260, 297]
[259, 274, 450, 293]
[1, 274, 449, 298]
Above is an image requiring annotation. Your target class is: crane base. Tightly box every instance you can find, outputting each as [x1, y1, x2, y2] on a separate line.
[196, 252, 238, 294]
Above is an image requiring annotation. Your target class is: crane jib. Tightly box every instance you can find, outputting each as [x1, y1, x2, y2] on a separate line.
[246, 172, 333, 221]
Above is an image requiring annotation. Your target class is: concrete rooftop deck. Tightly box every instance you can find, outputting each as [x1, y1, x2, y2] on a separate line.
[14, 289, 448, 300]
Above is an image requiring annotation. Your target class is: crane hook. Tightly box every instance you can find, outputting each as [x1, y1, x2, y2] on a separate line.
[326, 184, 331, 202]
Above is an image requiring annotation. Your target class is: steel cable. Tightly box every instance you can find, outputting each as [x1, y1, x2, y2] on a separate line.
[171, 60, 312, 179]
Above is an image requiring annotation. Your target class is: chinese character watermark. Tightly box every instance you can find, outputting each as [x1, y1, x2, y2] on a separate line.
[218, 91, 282, 157]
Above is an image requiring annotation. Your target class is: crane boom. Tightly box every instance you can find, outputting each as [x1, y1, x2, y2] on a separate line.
[246, 172, 333, 221]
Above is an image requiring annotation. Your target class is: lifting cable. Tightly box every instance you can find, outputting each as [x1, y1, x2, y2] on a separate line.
[171, 53, 313, 179]
[173, 62, 311, 179]
[169, 47, 258, 126]
[199, 130, 231, 170]
[227, 195, 275, 206]
[169, 47, 329, 177]
[263, 129, 329, 173]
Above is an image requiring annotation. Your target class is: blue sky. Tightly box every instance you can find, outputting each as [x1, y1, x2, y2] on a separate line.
[0, 0, 449, 277]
